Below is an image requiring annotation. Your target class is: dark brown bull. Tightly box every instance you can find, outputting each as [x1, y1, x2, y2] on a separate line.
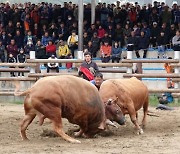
[99, 77, 149, 134]
[15, 75, 107, 143]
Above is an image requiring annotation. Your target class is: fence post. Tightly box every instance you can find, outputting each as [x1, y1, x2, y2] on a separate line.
[29, 51, 35, 73]
[174, 50, 180, 103]
[126, 50, 132, 73]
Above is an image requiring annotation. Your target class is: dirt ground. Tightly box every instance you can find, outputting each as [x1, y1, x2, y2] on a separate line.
[0, 103, 180, 154]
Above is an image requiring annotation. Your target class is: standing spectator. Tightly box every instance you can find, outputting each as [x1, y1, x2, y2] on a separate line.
[100, 41, 111, 63]
[7, 53, 16, 77]
[123, 24, 131, 46]
[48, 23, 58, 38]
[111, 41, 122, 63]
[114, 24, 124, 45]
[41, 31, 52, 47]
[79, 52, 99, 81]
[14, 30, 24, 49]
[47, 54, 59, 73]
[67, 30, 78, 58]
[35, 40, 46, 59]
[137, 31, 149, 58]
[157, 31, 167, 58]
[160, 6, 172, 26]
[172, 30, 180, 51]
[100, 3, 109, 28]
[0, 40, 5, 62]
[46, 40, 56, 58]
[6, 20, 15, 38]
[6, 39, 18, 58]
[31, 5, 40, 24]
[12, 8, 21, 26]
[91, 32, 100, 58]
[17, 49, 26, 77]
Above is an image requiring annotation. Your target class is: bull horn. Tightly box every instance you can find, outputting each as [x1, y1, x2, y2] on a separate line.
[106, 119, 118, 128]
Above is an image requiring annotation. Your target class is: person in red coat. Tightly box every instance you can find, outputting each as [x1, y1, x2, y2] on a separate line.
[46, 40, 56, 58]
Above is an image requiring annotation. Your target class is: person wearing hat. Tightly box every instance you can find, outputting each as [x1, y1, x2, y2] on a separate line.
[47, 54, 59, 73]
[150, 21, 160, 47]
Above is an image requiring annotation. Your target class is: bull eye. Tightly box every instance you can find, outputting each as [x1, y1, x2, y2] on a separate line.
[116, 109, 119, 114]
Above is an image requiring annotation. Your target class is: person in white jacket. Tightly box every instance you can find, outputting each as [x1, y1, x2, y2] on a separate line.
[172, 30, 180, 51]
[67, 30, 78, 58]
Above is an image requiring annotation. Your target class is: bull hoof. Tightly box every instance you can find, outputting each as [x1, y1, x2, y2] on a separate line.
[137, 128, 144, 135]
[71, 139, 81, 144]
[74, 131, 82, 137]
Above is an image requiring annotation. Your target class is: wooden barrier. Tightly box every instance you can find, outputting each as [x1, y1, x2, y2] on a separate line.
[170, 63, 180, 67]
[0, 92, 15, 96]
[172, 78, 180, 82]
[0, 77, 37, 81]
[0, 68, 30, 72]
[0, 63, 36, 67]
[149, 89, 180, 93]
[27, 59, 84, 63]
[121, 59, 179, 63]
[172, 93, 180, 98]
[28, 73, 79, 78]
[123, 73, 180, 78]
[99, 69, 126, 73]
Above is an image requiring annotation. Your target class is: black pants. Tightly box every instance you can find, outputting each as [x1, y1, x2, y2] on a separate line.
[112, 56, 120, 63]
[0, 54, 5, 62]
[135, 50, 147, 58]
[47, 66, 59, 73]
[69, 45, 78, 58]
[101, 56, 110, 63]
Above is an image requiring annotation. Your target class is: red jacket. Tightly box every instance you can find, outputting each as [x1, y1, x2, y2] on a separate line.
[46, 44, 56, 53]
[98, 28, 106, 38]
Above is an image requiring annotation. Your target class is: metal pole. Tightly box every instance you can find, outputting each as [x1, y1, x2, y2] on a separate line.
[91, 0, 96, 24]
[78, 0, 84, 59]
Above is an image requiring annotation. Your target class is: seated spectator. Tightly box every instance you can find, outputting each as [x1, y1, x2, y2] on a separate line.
[24, 40, 35, 56]
[17, 48, 26, 77]
[7, 53, 16, 77]
[85, 41, 95, 57]
[46, 40, 56, 58]
[158, 81, 174, 104]
[150, 22, 160, 47]
[58, 22, 69, 41]
[127, 31, 138, 56]
[157, 31, 168, 58]
[90, 72, 104, 90]
[24, 30, 36, 46]
[97, 25, 106, 40]
[100, 41, 111, 63]
[101, 32, 112, 46]
[0, 40, 5, 62]
[41, 31, 52, 47]
[14, 29, 24, 49]
[78, 52, 99, 81]
[0, 30, 11, 46]
[137, 31, 149, 58]
[83, 32, 90, 47]
[111, 41, 122, 63]
[67, 30, 78, 58]
[172, 30, 180, 51]
[6, 39, 18, 59]
[114, 24, 124, 46]
[47, 54, 59, 73]
[58, 40, 71, 59]
[35, 40, 46, 59]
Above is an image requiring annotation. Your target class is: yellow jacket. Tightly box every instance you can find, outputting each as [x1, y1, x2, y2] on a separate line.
[58, 45, 70, 57]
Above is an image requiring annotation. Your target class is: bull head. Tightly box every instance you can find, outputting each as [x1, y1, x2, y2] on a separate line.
[105, 97, 125, 125]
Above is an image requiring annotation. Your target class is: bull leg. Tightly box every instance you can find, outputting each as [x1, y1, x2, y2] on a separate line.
[74, 129, 84, 137]
[141, 96, 149, 129]
[52, 121, 81, 143]
[127, 104, 143, 135]
[20, 114, 36, 140]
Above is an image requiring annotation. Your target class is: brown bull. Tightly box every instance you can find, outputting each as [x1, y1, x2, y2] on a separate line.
[15, 75, 107, 143]
[99, 77, 149, 134]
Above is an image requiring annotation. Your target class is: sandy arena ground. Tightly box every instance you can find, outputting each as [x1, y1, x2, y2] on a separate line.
[0, 103, 180, 154]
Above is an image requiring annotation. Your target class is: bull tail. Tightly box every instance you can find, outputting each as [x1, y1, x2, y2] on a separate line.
[13, 81, 30, 96]
[141, 94, 149, 128]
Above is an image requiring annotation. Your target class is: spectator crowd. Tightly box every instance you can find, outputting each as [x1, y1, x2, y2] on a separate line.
[0, 1, 179, 64]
